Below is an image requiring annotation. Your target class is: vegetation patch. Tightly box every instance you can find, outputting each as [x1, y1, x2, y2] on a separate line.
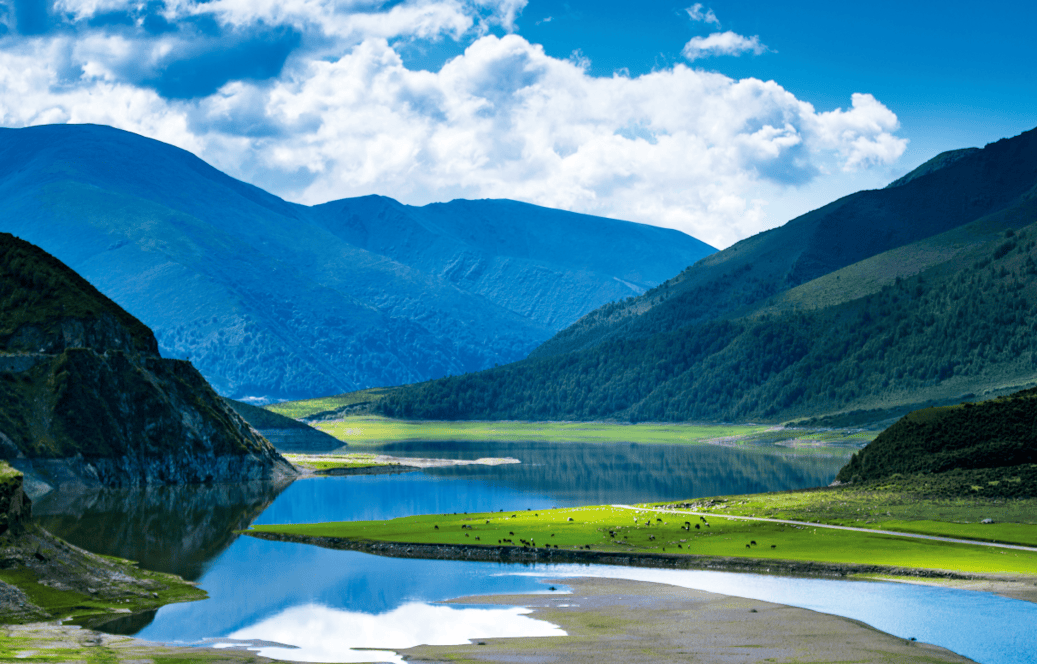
[284, 452, 401, 472]
[247, 504, 1037, 576]
[306, 416, 872, 450]
[672, 485, 1037, 546]
[266, 388, 397, 420]
[0, 621, 281, 662]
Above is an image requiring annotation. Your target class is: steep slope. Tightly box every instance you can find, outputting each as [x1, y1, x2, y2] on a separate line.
[0, 232, 294, 491]
[532, 127, 1037, 359]
[0, 124, 714, 401]
[836, 387, 1037, 497]
[0, 462, 207, 625]
[374, 127, 1037, 424]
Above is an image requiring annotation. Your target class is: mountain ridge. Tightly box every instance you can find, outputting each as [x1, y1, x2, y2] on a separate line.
[0, 123, 715, 401]
[0, 232, 294, 492]
[372, 126, 1037, 425]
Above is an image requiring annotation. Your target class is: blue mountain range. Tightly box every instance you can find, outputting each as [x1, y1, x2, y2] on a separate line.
[0, 124, 714, 401]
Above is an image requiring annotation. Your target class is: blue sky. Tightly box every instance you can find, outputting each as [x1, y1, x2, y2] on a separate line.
[0, 0, 1033, 248]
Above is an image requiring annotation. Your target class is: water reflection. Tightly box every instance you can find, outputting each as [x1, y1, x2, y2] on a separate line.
[33, 480, 290, 580]
[536, 566, 1037, 664]
[379, 440, 850, 506]
[230, 602, 565, 663]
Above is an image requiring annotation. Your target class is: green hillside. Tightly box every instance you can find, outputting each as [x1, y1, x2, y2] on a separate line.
[372, 127, 1037, 425]
[837, 387, 1037, 496]
[0, 232, 292, 488]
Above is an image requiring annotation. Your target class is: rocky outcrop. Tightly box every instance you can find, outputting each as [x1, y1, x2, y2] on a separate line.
[0, 232, 296, 491]
[0, 462, 30, 536]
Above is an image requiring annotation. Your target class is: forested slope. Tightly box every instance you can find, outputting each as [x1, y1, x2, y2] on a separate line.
[531, 127, 1037, 359]
[374, 127, 1037, 425]
[836, 387, 1037, 497]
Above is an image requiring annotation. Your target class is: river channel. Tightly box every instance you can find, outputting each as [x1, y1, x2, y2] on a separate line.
[33, 440, 1037, 664]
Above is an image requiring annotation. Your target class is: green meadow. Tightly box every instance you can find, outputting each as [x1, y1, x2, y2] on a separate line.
[247, 503, 1037, 575]
[302, 415, 874, 449]
[265, 388, 397, 420]
[677, 487, 1037, 546]
[283, 452, 401, 472]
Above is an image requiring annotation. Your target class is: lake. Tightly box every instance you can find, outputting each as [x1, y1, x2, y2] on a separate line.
[33, 440, 1037, 664]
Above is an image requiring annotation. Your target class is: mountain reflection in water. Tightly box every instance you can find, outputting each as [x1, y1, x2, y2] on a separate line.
[33, 479, 290, 581]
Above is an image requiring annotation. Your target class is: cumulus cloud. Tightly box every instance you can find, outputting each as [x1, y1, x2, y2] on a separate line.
[0, 0, 906, 248]
[682, 31, 767, 61]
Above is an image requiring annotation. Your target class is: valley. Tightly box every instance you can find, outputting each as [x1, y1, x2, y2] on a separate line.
[2, 125, 1037, 664]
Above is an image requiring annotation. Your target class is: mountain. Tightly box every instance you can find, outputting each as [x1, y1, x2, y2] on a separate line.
[372, 127, 1037, 425]
[836, 387, 1037, 497]
[0, 124, 715, 402]
[0, 232, 294, 492]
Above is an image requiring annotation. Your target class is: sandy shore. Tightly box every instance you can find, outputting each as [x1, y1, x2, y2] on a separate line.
[401, 577, 975, 664]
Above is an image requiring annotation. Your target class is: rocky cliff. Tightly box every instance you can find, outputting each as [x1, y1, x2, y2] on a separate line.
[0, 232, 295, 492]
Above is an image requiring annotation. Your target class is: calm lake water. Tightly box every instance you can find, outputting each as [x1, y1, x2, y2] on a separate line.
[33, 440, 1037, 664]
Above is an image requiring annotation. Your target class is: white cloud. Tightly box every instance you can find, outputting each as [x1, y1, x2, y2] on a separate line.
[0, 1, 907, 249]
[686, 3, 720, 27]
[682, 31, 767, 61]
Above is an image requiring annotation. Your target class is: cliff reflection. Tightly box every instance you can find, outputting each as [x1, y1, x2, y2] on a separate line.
[33, 480, 290, 581]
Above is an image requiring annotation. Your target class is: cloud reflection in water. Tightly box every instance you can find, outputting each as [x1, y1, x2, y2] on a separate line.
[228, 602, 565, 663]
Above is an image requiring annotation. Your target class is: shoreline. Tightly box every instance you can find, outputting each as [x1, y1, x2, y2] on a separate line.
[399, 576, 975, 664]
[243, 530, 1037, 603]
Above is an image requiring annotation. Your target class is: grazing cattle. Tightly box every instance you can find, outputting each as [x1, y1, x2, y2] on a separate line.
[434, 525, 439, 530]
[771, 544, 777, 548]
[509, 531, 514, 535]
[750, 540, 757, 546]
[649, 535, 655, 541]
[695, 524, 700, 529]
[745, 544, 750, 548]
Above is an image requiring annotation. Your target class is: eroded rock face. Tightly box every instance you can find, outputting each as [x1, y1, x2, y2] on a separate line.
[0, 232, 296, 491]
[0, 465, 30, 536]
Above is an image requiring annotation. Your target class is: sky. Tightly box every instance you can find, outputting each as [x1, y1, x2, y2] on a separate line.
[0, 1, 1034, 249]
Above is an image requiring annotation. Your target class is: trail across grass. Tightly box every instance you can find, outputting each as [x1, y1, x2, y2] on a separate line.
[673, 487, 1037, 547]
[247, 503, 1037, 575]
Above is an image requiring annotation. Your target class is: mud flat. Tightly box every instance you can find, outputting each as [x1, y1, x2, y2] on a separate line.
[401, 576, 974, 664]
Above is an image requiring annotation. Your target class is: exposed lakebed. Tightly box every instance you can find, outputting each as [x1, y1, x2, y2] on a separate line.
[32, 440, 1037, 664]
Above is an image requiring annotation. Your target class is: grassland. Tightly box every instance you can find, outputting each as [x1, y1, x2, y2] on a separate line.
[247, 502, 1037, 576]
[301, 415, 875, 449]
[283, 452, 401, 472]
[0, 621, 282, 663]
[265, 388, 396, 420]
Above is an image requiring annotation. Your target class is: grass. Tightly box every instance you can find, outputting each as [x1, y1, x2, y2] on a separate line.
[665, 485, 1037, 546]
[284, 453, 401, 472]
[0, 564, 204, 627]
[0, 623, 281, 662]
[305, 416, 875, 449]
[247, 503, 1037, 576]
[265, 388, 397, 420]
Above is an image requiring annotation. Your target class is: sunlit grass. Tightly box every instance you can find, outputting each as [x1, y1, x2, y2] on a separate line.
[304, 416, 874, 450]
[265, 387, 397, 419]
[668, 487, 1037, 546]
[248, 504, 1037, 575]
[283, 453, 400, 471]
